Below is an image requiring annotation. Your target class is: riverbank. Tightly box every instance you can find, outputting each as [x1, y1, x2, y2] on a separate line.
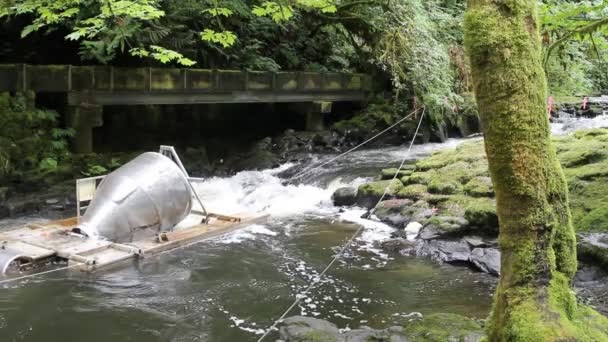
[332, 127, 608, 315]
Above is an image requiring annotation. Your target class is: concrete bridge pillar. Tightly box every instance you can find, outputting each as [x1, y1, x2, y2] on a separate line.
[305, 101, 332, 131]
[66, 104, 103, 153]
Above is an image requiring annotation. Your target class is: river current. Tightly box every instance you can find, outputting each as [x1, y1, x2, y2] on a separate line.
[0, 115, 606, 341]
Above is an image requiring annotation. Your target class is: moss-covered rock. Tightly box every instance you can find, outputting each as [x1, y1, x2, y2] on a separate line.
[397, 184, 429, 200]
[380, 166, 415, 180]
[402, 313, 484, 341]
[464, 176, 494, 197]
[427, 177, 463, 195]
[404, 170, 437, 185]
[356, 179, 403, 208]
[362, 127, 608, 235]
[577, 233, 608, 269]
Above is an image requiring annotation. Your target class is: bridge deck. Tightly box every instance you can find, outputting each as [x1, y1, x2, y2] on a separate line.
[0, 64, 369, 105]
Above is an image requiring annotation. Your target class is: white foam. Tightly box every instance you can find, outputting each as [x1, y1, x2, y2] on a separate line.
[192, 164, 359, 217]
[337, 209, 395, 260]
[216, 224, 277, 244]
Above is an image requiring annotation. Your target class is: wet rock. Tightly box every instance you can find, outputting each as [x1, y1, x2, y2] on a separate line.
[574, 264, 608, 316]
[373, 199, 434, 229]
[331, 187, 357, 206]
[380, 238, 416, 253]
[416, 239, 471, 264]
[279, 313, 482, 342]
[463, 236, 494, 248]
[418, 216, 469, 239]
[279, 316, 339, 341]
[577, 233, 608, 269]
[470, 248, 501, 275]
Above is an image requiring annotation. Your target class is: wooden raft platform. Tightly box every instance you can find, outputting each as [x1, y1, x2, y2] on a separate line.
[0, 213, 267, 274]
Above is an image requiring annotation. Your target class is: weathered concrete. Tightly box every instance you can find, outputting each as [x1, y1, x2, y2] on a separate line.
[305, 101, 332, 131]
[0, 64, 370, 105]
[66, 104, 103, 153]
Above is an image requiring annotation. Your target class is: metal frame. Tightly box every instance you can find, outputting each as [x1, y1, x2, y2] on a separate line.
[76, 175, 105, 219]
[159, 145, 210, 222]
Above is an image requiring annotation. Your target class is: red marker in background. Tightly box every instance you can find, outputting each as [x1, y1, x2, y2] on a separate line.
[547, 96, 553, 118]
[583, 96, 589, 110]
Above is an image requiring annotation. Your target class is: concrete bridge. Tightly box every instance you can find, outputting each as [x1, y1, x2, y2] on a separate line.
[0, 64, 370, 152]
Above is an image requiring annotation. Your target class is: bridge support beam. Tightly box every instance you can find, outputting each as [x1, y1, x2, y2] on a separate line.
[305, 101, 332, 131]
[66, 104, 103, 153]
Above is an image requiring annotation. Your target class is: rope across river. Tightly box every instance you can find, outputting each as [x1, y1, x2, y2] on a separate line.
[1, 106, 427, 341]
[256, 106, 426, 341]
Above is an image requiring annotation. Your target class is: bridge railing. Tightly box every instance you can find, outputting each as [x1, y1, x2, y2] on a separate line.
[0, 64, 371, 93]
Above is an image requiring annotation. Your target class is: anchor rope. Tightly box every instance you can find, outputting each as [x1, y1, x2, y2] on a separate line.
[288, 106, 425, 182]
[256, 106, 426, 342]
[0, 262, 83, 285]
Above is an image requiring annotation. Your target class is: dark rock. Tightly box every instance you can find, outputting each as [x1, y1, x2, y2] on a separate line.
[331, 187, 357, 206]
[416, 239, 471, 264]
[469, 248, 500, 275]
[278, 312, 485, 342]
[463, 236, 493, 248]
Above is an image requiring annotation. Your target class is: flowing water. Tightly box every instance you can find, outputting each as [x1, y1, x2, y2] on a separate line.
[1, 118, 605, 342]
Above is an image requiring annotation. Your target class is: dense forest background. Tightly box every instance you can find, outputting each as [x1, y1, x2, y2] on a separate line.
[0, 0, 606, 186]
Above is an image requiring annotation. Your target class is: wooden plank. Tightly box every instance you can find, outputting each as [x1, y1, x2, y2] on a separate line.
[1, 213, 267, 274]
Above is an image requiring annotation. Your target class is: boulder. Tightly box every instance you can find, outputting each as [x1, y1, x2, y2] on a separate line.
[416, 239, 472, 264]
[279, 316, 339, 342]
[331, 187, 357, 206]
[577, 233, 608, 269]
[418, 216, 469, 239]
[469, 248, 501, 275]
[355, 179, 403, 208]
[279, 313, 483, 342]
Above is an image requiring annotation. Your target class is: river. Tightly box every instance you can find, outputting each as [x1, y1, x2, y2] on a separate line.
[0, 115, 606, 341]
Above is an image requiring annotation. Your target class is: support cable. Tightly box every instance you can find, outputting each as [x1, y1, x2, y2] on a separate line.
[256, 106, 426, 342]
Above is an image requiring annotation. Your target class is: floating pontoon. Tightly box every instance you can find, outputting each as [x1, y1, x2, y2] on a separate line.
[0, 146, 266, 276]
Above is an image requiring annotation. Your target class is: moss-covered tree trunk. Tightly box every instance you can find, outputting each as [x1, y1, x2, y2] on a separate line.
[464, 0, 608, 340]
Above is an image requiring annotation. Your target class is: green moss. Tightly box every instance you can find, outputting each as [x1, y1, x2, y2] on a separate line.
[405, 170, 437, 185]
[357, 179, 403, 197]
[464, 176, 494, 197]
[397, 184, 428, 200]
[300, 331, 338, 342]
[463, 198, 498, 233]
[403, 313, 483, 341]
[380, 166, 415, 180]
[427, 177, 462, 195]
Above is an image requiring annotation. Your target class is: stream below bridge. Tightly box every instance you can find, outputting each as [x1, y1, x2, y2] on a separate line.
[1, 114, 607, 341]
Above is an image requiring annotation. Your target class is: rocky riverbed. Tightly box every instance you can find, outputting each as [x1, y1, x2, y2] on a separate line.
[331, 127, 608, 317]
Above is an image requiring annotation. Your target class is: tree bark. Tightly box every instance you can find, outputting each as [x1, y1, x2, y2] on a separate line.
[464, 0, 608, 340]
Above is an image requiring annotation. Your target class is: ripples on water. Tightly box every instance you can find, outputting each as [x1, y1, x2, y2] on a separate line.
[0, 119, 605, 341]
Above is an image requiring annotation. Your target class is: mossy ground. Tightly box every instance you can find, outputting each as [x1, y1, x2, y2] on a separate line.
[360, 128, 608, 339]
[363, 128, 608, 234]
